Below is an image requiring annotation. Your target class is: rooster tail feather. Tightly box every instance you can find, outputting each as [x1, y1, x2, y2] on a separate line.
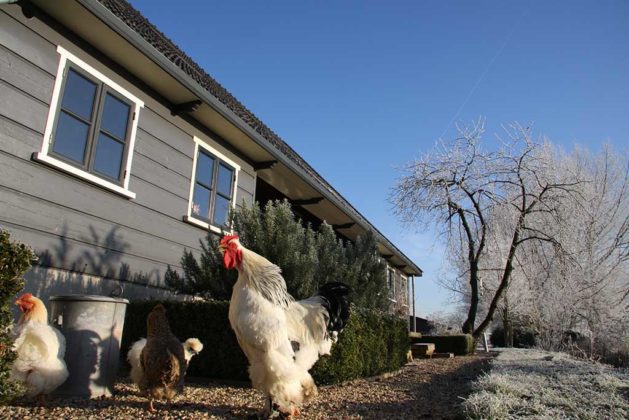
[316, 282, 350, 333]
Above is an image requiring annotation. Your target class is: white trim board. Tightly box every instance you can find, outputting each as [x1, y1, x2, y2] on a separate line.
[38, 45, 144, 198]
[184, 136, 241, 234]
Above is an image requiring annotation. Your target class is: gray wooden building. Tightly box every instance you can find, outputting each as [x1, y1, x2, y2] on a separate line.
[0, 0, 422, 308]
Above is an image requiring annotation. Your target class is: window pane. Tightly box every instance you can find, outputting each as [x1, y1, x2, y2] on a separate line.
[93, 132, 124, 180]
[61, 69, 97, 121]
[195, 151, 214, 187]
[192, 185, 211, 219]
[101, 93, 130, 139]
[53, 111, 89, 164]
[213, 195, 231, 226]
[217, 164, 233, 197]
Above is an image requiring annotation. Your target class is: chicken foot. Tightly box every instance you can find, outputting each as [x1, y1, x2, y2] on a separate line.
[249, 397, 292, 420]
[270, 398, 299, 419]
[147, 398, 156, 412]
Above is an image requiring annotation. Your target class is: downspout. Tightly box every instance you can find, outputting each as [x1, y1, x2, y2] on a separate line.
[407, 275, 412, 332]
[411, 275, 416, 333]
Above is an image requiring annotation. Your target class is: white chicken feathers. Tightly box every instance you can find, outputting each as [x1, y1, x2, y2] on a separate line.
[286, 297, 335, 370]
[11, 294, 69, 397]
[223, 236, 350, 415]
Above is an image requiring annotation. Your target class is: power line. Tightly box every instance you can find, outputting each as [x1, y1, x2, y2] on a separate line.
[439, 5, 530, 140]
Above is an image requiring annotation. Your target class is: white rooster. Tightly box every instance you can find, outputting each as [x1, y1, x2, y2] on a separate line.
[219, 234, 350, 418]
[10, 293, 69, 401]
[127, 336, 204, 388]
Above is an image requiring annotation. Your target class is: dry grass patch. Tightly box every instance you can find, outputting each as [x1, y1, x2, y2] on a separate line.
[463, 348, 629, 419]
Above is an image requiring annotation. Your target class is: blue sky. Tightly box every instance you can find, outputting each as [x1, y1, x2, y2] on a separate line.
[129, 0, 628, 317]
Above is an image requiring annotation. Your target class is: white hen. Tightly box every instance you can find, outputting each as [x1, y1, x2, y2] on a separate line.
[219, 234, 350, 418]
[127, 337, 204, 388]
[11, 293, 69, 399]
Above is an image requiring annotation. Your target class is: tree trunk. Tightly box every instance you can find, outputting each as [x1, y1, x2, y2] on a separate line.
[462, 261, 479, 334]
[501, 299, 514, 347]
[472, 221, 522, 340]
[505, 322, 514, 347]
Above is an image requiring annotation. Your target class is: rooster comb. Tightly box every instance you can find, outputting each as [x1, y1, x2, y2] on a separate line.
[220, 234, 239, 245]
[18, 293, 33, 300]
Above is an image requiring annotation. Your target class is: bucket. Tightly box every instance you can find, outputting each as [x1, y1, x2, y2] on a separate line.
[49, 294, 128, 397]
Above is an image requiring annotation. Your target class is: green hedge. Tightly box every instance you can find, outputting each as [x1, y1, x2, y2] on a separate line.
[121, 300, 248, 381]
[411, 334, 474, 355]
[0, 229, 35, 402]
[491, 325, 537, 348]
[311, 306, 409, 384]
[121, 301, 409, 385]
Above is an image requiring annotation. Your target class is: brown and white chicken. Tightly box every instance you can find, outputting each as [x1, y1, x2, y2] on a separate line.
[127, 337, 203, 387]
[137, 304, 186, 412]
[11, 293, 69, 401]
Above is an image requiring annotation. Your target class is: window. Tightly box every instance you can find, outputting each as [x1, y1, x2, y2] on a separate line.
[35, 46, 143, 198]
[51, 67, 132, 180]
[185, 137, 240, 233]
[388, 268, 397, 301]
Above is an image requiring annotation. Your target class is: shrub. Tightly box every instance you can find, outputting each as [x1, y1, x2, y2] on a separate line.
[409, 332, 422, 341]
[166, 200, 390, 311]
[164, 236, 237, 301]
[489, 326, 506, 347]
[121, 300, 248, 381]
[491, 325, 537, 348]
[598, 349, 629, 369]
[121, 301, 409, 384]
[412, 334, 474, 355]
[311, 306, 409, 383]
[0, 229, 36, 402]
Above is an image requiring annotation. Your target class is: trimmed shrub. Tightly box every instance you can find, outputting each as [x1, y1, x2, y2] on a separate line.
[121, 301, 409, 385]
[491, 325, 537, 348]
[0, 229, 36, 402]
[121, 300, 248, 381]
[411, 334, 474, 355]
[311, 306, 409, 384]
[409, 332, 422, 341]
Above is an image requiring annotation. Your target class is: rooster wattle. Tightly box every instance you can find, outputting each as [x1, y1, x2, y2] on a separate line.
[219, 234, 350, 418]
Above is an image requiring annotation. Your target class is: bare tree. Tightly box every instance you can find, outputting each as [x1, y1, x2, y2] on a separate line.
[511, 145, 629, 359]
[391, 120, 581, 339]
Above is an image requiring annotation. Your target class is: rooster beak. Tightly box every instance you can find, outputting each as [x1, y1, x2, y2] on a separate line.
[218, 244, 226, 254]
[15, 298, 25, 312]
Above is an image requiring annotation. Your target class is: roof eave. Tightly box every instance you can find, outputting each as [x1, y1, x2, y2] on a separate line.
[75, 0, 422, 276]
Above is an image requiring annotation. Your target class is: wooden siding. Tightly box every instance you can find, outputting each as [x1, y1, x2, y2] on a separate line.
[0, 8, 255, 291]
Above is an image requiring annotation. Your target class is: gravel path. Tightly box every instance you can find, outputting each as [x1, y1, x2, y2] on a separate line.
[1, 353, 493, 419]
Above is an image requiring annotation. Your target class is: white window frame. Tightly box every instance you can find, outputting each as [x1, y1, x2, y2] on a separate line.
[33, 45, 144, 199]
[387, 268, 397, 303]
[184, 136, 240, 234]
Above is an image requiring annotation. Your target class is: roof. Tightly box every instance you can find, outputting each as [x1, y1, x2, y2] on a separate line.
[89, 0, 422, 276]
[97, 1, 337, 196]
